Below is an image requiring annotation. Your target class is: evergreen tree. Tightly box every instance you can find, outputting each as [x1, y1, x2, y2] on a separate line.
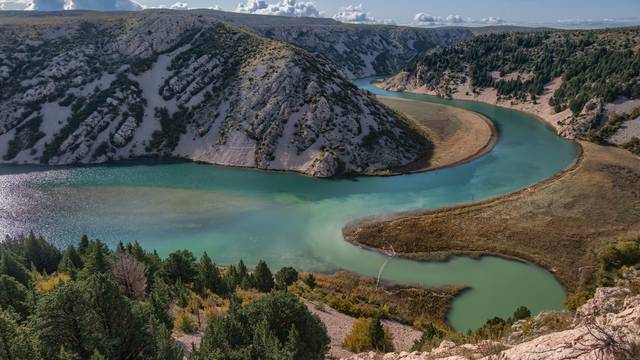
[79, 241, 110, 278]
[0, 275, 30, 319]
[198, 291, 329, 360]
[275, 266, 298, 290]
[304, 274, 316, 289]
[254, 260, 274, 293]
[32, 279, 101, 359]
[148, 276, 174, 331]
[148, 317, 183, 360]
[22, 232, 61, 274]
[369, 314, 393, 352]
[162, 250, 198, 285]
[58, 246, 82, 279]
[196, 252, 221, 295]
[77, 235, 90, 256]
[0, 252, 30, 287]
[0, 309, 40, 360]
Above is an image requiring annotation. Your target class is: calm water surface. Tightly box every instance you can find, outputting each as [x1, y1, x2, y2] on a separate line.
[0, 78, 578, 330]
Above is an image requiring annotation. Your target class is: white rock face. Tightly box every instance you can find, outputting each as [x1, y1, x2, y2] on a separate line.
[0, 12, 431, 177]
[345, 284, 640, 360]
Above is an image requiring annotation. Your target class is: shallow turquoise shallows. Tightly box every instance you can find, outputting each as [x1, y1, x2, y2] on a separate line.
[0, 78, 578, 330]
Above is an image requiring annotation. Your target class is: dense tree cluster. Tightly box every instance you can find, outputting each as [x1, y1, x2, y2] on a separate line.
[406, 28, 640, 114]
[0, 234, 329, 359]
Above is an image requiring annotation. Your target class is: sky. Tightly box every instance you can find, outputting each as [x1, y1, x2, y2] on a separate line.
[2, 0, 640, 29]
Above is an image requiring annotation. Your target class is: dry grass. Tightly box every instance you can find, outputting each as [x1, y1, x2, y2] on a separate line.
[291, 271, 464, 329]
[344, 142, 640, 291]
[379, 96, 496, 173]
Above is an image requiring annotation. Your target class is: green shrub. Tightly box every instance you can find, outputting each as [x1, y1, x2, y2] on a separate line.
[173, 309, 197, 334]
[343, 316, 394, 353]
[196, 291, 329, 360]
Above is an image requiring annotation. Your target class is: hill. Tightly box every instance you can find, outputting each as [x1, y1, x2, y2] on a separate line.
[382, 27, 640, 153]
[0, 11, 431, 177]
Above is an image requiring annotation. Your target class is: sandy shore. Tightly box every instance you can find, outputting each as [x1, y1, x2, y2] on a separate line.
[378, 96, 497, 174]
[377, 76, 573, 133]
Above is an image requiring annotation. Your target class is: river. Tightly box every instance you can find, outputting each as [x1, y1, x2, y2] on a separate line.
[0, 78, 578, 330]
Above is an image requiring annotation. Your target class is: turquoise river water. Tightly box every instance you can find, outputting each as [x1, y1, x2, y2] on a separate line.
[0, 78, 578, 330]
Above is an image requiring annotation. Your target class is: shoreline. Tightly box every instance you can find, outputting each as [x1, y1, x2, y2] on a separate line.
[0, 101, 499, 180]
[342, 140, 584, 292]
[372, 80, 569, 137]
[377, 96, 499, 176]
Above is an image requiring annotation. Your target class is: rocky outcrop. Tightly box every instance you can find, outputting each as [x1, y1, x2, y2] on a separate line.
[0, 12, 431, 177]
[345, 279, 640, 360]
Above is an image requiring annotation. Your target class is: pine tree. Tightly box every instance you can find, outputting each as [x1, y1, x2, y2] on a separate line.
[304, 274, 316, 289]
[58, 246, 82, 279]
[0, 309, 40, 360]
[196, 252, 221, 295]
[0, 252, 30, 287]
[253, 260, 274, 293]
[275, 267, 298, 290]
[79, 241, 110, 278]
[0, 275, 30, 318]
[77, 235, 90, 256]
[149, 276, 174, 331]
[368, 314, 393, 352]
[149, 318, 183, 360]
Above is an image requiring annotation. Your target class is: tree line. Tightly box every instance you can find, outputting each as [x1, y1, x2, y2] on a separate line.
[407, 28, 640, 114]
[0, 233, 329, 360]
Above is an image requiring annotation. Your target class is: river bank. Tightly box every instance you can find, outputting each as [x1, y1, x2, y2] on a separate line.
[378, 75, 572, 133]
[343, 141, 640, 291]
[378, 97, 497, 175]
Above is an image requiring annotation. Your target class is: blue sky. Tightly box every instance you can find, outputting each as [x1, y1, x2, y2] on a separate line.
[2, 0, 640, 28]
[141, 0, 640, 27]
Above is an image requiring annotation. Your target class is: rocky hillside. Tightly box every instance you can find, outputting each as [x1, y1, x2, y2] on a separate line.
[140, 9, 473, 79]
[251, 24, 471, 79]
[0, 12, 431, 177]
[346, 268, 640, 360]
[382, 28, 640, 153]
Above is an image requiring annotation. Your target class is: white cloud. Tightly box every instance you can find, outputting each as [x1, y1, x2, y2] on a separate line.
[413, 12, 442, 25]
[235, 0, 320, 17]
[413, 12, 468, 26]
[333, 4, 376, 24]
[414, 12, 512, 27]
[481, 16, 505, 25]
[4, 0, 143, 11]
[445, 14, 466, 24]
[169, 1, 188, 10]
[208, 5, 222, 10]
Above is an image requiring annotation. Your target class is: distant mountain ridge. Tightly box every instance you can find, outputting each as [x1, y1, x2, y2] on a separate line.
[0, 11, 433, 177]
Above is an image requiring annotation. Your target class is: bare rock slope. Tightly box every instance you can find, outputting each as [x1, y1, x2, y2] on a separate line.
[0, 12, 430, 177]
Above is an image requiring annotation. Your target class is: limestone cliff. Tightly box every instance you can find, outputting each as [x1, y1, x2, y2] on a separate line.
[0, 12, 430, 177]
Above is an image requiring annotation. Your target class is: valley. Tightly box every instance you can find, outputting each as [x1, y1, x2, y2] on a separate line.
[1, 6, 639, 360]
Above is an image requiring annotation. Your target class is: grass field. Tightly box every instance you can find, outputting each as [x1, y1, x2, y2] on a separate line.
[344, 142, 640, 291]
[379, 96, 496, 173]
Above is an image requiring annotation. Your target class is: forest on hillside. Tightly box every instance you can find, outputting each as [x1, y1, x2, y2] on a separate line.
[405, 27, 640, 113]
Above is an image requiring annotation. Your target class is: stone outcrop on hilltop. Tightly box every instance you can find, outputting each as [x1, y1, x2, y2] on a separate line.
[0, 12, 430, 177]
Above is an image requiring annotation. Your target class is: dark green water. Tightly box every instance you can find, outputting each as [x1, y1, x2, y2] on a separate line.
[0, 78, 578, 330]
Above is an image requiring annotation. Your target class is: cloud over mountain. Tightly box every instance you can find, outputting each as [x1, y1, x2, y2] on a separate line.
[0, 0, 143, 11]
[235, 0, 320, 17]
[332, 4, 376, 24]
